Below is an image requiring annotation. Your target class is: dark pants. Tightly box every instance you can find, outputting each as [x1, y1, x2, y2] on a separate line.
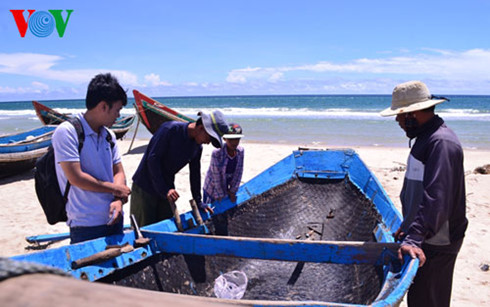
[408, 240, 463, 307]
[130, 183, 173, 227]
[70, 219, 123, 244]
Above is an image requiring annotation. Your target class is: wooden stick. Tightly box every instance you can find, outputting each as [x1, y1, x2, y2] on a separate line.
[71, 244, 134, 269]
[126, 106, 140, 154]
[168, 200, 183, 232]
[189, 199, 203, 225]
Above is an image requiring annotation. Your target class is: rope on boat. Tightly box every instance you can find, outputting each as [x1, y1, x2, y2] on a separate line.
[0, 257, 71, 282]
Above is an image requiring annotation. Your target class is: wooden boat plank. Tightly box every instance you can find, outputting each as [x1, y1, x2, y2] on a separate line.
[0, 147, 49, 162]
[0, 274, 268, 307]
[143, 230, 400, 266]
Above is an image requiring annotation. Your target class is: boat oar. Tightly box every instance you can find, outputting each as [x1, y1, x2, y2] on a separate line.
[71, 243, 134, 269]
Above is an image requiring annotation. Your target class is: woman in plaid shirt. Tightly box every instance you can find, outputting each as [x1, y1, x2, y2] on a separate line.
[203, 123, 244, 207]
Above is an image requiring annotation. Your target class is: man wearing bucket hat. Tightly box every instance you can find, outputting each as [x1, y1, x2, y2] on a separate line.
[203, 123, 245, 210]
[130, 110, 229, 226]
[381, 81, 467, 307]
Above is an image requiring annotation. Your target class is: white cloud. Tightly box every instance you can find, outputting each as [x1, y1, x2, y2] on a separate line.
[268, 72, 284, 83]
[32, 81, 49, 90]
[0, 83, 49, 95]
[0, 86, 20, 94]
[226, 73, 247, 84]
[0, 53, 139, 86]
[143, 73, 172, 86]
[226, 49, 490, 83]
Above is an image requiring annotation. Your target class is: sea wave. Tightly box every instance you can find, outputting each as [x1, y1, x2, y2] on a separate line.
[178, 107, 490, 121]
[1, 107, 489, 121]
[0, 108, 136, 117]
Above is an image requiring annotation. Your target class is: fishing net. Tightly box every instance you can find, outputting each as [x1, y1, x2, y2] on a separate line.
[102, 177, 384, 304]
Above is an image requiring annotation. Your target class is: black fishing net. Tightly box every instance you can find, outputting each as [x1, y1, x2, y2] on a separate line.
[101, 177, 384, 304]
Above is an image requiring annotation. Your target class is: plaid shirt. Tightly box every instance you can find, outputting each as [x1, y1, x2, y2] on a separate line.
[203, 146, 244, 202]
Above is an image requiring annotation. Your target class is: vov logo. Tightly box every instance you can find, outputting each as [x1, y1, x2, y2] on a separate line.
[10, 10, 74, 38]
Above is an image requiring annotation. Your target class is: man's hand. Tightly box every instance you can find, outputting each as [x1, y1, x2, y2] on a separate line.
[167, 189, 180, 202]
[200, 203, 214, 215]
[112, 184, 131, 199]
[108, 199, 123, 225]
[393, 228, 405, 242]
[398, 244, 426, 267]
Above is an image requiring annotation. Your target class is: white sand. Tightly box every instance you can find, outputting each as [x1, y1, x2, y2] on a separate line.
[0, 139, 488, 305]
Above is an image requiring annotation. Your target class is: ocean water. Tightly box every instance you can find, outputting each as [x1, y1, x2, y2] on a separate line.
[1, 95, 489, 149]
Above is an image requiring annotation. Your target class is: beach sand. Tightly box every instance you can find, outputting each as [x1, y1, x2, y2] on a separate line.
[0, 139, 488, 305]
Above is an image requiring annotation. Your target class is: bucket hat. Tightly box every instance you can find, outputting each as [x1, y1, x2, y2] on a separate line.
[380, 81, 447, 117]
[198, 110, 229, 148]
[223, 123, 244, 139]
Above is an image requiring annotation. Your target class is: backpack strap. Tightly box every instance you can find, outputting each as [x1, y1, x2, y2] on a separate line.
[104, 127, 115, 149]
[63, 117, 85, 202]
[67, 117, 85, 152]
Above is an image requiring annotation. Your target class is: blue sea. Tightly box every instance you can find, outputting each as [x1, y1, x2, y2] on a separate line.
[1, 95, 489, 149]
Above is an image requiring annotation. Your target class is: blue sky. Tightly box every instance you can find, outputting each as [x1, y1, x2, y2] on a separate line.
[1, 0, 490, 101]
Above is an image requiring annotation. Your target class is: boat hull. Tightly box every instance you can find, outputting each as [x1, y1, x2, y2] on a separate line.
[11, 149, 417, 306]
[0, 126, 55, 178]
[0, 147, 48, 178]
[133, 90, 195, 134]
[32, 101, 135, 139]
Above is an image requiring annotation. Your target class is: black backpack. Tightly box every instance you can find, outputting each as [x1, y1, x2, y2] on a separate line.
[35, 118, 85, 225]
[34, 118, 115, 225]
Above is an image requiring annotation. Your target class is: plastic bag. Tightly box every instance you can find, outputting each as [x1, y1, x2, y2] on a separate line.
[213, 270, 248, 299]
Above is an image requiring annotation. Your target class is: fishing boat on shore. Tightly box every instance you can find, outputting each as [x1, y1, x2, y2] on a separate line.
[32, 101, 136, 140]
[0, 126, 56, 178]
[133, 90, 195, 134]
[10, 149, 417, 306]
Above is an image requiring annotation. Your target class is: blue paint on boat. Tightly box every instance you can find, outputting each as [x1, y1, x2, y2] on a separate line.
[0, 126, 56, 154]
[11, 149, 417, 306]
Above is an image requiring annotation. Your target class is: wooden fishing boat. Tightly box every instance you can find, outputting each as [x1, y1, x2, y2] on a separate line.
[32, 101, 136, 139]
[109, 114, 136, 139]
[32, 100, 70, 125]
[0, 126, 56, 178]
[10, 149, 418, 306]
[133, 90, 195, 134]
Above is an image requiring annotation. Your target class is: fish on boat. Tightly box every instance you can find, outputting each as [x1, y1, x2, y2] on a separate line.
[0, 126, 56, 178]
[32, 101, 136, 140]
[133, 90, 195, 134]
[11, 149, 418, 306]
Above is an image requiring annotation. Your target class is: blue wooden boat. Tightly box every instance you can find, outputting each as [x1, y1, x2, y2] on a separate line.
[10, 149, 418, 306]
[0, 126, 56, 178]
